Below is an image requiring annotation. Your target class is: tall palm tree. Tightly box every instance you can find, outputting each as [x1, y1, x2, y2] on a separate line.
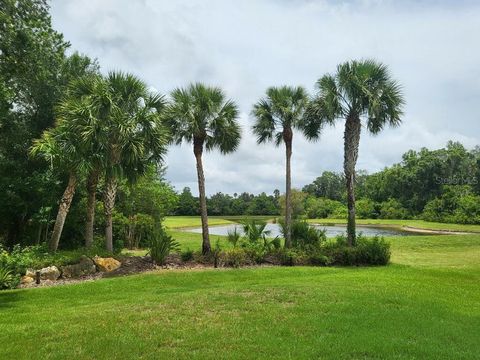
[303, 60, 404, 245]
[252, 86, 308, 248]
[60, 74, 106, 249]
[30, 119, 86, 252]
[165, 83, 240, 254]
[99, 72, 169, 252]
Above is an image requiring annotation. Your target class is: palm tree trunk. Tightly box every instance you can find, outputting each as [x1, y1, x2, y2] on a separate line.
[49, 172, 77, 252]
[104, 175, 117, 253]
[194, 137, 210, 254]
[284, 128, 293, 248]
[84, 169, 99, 249]
[344, 115, 361, 246]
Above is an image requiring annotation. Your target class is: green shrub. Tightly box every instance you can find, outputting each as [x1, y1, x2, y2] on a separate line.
[379, 198, 409, 219]
[271, 248, 308, 266]
[148, 229, 179, 265]
[0, 266, 19, 290]
[355, 236, 391, 265]
[308, 252, 331, 266]
[324, 235, 391, 266]
[280, 220, 326, 250]
[356, 198, 377, 219]
[181, 248, 194, 262]
[226, 226, 241, 248]
[220, 248, 251, 268]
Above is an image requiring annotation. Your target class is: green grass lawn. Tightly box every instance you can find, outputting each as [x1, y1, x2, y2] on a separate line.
[164, 215, 275, 229]
[2, 230, 480, 359]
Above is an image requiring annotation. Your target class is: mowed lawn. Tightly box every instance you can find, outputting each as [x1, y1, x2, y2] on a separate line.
[1, 221, 480, 359]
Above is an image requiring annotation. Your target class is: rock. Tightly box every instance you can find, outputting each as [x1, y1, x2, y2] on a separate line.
[20, 275, 34, 285]
[93, 256, 121, 272]
[25, 269, 36, 279]
[61, 256, 97, 278]
[39, 266, 60, 281]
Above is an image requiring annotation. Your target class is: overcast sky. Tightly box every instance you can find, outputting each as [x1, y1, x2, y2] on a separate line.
[50, 0, 480, 195]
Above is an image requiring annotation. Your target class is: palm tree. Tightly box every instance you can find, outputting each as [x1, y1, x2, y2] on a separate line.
[303, 60, 404, 245]
[252, 86, 308, 248]
[30, 123, 85, 252]
[60, 74, 106, 249]
[165, 83, 240, 254]
[100, 72, 169, 252]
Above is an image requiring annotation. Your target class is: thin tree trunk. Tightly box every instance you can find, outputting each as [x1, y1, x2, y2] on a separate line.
[104, 175, 117, 253]
[36, 224, 42, 245]
[84, 169, 99, 249]
[49, 172, 77, 252]
[194, 137, 210, 254]
[283, 128, 293, 248]
[344, 115, 361, 246]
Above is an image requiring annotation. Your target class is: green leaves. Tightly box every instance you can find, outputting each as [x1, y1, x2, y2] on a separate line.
[305, 59, 404, 136]
[165, 82, 241, 154]
[252, 85, 309, 146]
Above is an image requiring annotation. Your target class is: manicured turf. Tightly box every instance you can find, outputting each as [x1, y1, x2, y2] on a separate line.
[2, 220, 480, 359]
[164, 215, 275, 229]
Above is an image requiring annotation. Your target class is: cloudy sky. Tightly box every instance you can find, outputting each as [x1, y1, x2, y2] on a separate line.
[50, 0, 480, 195]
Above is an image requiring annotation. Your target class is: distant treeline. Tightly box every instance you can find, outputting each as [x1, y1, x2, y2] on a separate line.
[174, 141, 480, 224]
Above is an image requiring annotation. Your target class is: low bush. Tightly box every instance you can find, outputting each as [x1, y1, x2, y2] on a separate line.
[0, 266, 19, 290]
[220, 248, 251, 268]
[289, 220, 326, 250]
[270, 248, 308, 266]
[148, 228, 179, 265]
[181, 248, 194, 262]
[324, 235, 391, 266]
[308, 252, 331, 266]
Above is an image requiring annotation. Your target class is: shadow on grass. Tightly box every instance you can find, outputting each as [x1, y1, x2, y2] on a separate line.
[0, 290, 24, 309]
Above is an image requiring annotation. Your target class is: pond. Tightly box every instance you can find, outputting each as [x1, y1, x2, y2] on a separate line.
[182, 223, 417, 238]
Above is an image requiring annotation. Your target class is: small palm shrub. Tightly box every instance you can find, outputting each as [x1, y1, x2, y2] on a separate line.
[280, 220, 326, 250]
[149, 228, 180, 265]
[227, 226, 241, 248]
[241, 219, 270, 244]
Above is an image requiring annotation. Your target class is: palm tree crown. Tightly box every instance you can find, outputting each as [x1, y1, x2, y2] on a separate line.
[252, 86, 308, 145]
[303, 59, 404, 140]
[165, 83, 240, 154]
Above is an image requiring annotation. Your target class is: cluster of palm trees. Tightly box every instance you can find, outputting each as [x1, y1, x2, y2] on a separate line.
[33, 59, 403, 253]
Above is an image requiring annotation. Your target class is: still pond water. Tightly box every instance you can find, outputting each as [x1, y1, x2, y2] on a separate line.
[183, 223, 416, 238]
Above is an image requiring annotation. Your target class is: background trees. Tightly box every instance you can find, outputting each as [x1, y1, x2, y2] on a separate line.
[0, 0, 99, 247]
[304, 60, 404, 245]
[165, 83, 241, 254]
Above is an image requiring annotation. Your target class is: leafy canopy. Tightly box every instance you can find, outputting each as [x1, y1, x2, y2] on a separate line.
[252, 86, 308, 146]
[165, 83, 241, 153]
[303, 59, 404, 139]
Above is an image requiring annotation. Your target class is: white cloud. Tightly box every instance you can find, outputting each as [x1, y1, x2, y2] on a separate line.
[51, 0, 480, 195]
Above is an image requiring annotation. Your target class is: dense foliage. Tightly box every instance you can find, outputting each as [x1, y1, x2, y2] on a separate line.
[303, 141, 480, 224]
